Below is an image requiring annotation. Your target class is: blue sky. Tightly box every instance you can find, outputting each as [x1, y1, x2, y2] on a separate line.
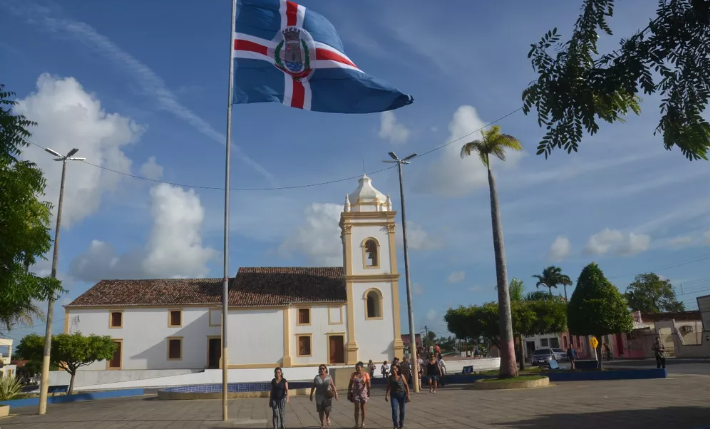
[2, 0, 710, 343]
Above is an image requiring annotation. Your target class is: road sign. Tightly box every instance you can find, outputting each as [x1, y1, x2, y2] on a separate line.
[590, 337, 599, 349]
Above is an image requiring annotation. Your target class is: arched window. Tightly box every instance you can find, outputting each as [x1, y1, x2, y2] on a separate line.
[364, 289, 383, 319]
[362, 238, 379, 268]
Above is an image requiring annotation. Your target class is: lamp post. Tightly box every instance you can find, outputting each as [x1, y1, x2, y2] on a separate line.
[38, 147, 85, 415]
[383, 151, 419, 392]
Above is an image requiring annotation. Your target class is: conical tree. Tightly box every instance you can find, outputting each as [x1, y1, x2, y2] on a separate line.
[461, 125, 522, 378]
[568, 263, 633, 370]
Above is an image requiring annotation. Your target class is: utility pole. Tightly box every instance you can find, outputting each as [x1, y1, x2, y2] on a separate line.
[383, 151, 419, 392]
[38, 147, 85, 415]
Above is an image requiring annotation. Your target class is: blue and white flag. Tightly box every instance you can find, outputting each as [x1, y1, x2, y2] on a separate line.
[233, 0, 413, 113]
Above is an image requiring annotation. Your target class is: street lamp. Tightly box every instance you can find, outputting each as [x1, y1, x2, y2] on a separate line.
[383, 151, 419, 392]
[38, 147, 85, 415]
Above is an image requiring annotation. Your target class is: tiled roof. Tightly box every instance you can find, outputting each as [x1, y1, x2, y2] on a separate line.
[67, 267, 346, 307]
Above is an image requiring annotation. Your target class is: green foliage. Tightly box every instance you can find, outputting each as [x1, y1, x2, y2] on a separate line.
[460, 125, 523, 168]
[568, 263, 634, 337]
[625, 273, 685, 313]
[0, 84, 65, 333]
[445, 298, 567, 344]
[17, 332, 117, 394]
[0, 375, 24, 400]
[522, 0, 710, 160]
[532, 266, 572, 296]
[525, 291, 552, 302]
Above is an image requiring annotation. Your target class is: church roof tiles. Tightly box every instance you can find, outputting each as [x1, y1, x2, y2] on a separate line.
[67, 267, 346, 307]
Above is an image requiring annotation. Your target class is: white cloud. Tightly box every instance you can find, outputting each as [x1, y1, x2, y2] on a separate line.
[584, 228, 651, 256]
[9, 2, 274, 184]
[378, 111, 410, 144]
[668, 235, 694, 248]
[469, 286, 484, 293]
[549, 236, 571, 261]
[425, 309, 438, 321]
[447, 271, 465, 284]
[413, 283, 425, 295]
[413, 106, 523, 197]
[15, 74, 142, 228]
[140, 156, 163, 180]
[70, 184, 216, 281]
[279, 203, 344, 266]
[395, 221, 442, 251]
[704, 228, 710, 244]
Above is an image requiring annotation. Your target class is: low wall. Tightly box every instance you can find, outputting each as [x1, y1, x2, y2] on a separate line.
[547, 368, 666, 382]
[1, 389, 144, 408]
[49, 369, 201, 388]
[445, 358, 500, 374]
[70, 365, 350, 392]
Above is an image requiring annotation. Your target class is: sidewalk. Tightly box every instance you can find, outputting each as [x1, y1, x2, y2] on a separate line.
[4, 375, 709, 428]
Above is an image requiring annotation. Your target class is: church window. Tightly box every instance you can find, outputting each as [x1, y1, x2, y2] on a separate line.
[297, 308, 311, 325]
[365, 289, 383, 319]
[363, 238, 379, 268]
[167, 337, 182, 360]
[297, 334, 312, 356]
[109, 311, 123, 328]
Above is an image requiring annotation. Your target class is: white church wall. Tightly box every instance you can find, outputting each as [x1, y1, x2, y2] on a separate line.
[291, 305, 348, 365]
[227, 308, 284, 365]
[352, 282, 394, 363]
[350, 224, 392, 275]
[70, 307, 220, 370]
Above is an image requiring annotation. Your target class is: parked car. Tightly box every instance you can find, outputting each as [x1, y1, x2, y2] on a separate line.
[530, 348, 556, 366]
[552, 348, 568, 362]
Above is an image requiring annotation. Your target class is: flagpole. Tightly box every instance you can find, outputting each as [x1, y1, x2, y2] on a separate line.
[222, 0, 237, 422]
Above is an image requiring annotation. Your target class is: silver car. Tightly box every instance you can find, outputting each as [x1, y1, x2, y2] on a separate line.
[531, 348, 556, 366]
[552, 348, 568, 362]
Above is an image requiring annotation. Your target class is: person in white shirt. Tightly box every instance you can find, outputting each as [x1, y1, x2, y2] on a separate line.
[380, 360, 390, 378]
[437, 354, 447, 387]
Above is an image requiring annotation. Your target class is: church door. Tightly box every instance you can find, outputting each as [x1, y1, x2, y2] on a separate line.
[208, 337, 221, 369]
[329, 335, 344, 364]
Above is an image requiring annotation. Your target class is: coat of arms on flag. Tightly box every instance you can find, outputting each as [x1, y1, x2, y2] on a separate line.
[234, 0, 413, 113]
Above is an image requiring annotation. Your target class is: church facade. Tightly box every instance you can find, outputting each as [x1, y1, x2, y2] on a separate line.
[64, 174, 403, 371]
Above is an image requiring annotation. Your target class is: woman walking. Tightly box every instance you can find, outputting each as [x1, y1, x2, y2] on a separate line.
[310, 364, 338, 429]
[426, 354, 442, 393]
[367, 360, 376, 379]
[269, 367, 289, 429]
[385, 365, 410, 429]
[348, 361, 371, 428]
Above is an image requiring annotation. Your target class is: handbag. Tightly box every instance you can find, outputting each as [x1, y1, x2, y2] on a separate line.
[325, 385, 334, 399]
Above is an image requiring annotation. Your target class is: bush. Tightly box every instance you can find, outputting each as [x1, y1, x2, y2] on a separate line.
[0, 375, 24, 400]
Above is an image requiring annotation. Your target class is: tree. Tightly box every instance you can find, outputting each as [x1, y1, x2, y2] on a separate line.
[625, 273, 685, 313]
[460, 125, 523, 379]
[16, 333, 116, 394]
[444, 295, 567, 372]
[523, 0, 710, 161]
[568, 263, 633, 369]
[525, 291, 551, 302]
[532, 266, 573, 300]
[0, 84, 64, 333]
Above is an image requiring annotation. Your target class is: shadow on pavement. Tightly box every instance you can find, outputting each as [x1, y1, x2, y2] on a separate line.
[499, 406, 710, 429]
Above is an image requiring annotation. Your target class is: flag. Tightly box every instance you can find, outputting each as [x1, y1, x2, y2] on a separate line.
[233, 0, 414, 113]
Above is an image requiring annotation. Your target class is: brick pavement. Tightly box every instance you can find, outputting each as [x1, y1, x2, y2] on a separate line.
[2, 375, 709, 429]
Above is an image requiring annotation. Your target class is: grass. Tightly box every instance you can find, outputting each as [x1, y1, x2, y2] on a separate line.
[478, 375, 546, 383]
[480, 367, 542, 376]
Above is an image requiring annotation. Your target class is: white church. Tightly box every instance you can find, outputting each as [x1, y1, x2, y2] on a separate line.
[65, 174, 404, 373]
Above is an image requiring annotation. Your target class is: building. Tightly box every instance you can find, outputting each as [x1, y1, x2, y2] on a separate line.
[64, 174, 404, 372]
[0, 338, 17, 378]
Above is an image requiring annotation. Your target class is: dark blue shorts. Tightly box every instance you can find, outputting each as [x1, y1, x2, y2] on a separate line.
[427, 375, 439, 383]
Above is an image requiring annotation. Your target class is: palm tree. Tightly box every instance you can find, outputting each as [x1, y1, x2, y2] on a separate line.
[461, 125, 522, 379]
[532, 266, 573, 300]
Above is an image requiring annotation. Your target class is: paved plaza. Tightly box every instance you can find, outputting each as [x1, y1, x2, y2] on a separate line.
[3, 375, 709, 429]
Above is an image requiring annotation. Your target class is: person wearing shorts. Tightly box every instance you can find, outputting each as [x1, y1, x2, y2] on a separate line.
[426, 355, 441, 393]
[348, 362, 371, 428]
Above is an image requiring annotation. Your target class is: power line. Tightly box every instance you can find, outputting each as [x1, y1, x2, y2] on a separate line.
[25, 107, 523, 192]
[608, 252, 710, 280]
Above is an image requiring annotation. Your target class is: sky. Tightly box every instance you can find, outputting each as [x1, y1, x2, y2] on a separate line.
[2, 0, 710, 344]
